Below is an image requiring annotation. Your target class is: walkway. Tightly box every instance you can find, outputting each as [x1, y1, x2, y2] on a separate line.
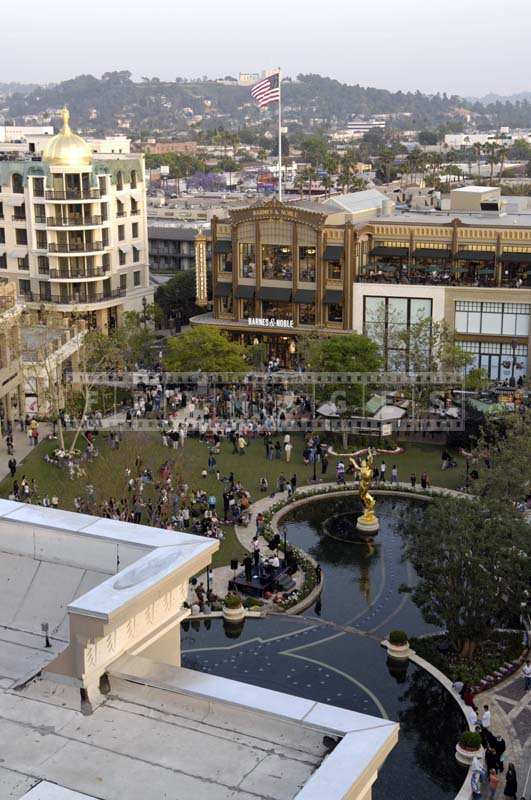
[478, 668, 531, 796]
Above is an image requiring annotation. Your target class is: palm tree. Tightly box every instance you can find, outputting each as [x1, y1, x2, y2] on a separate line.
[483, 142, 498, 183]
[498, 145, 509, 184]
[474, 142, 483, 181]
[322, 174, 333, 199]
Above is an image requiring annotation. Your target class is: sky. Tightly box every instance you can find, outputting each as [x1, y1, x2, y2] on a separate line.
[1, 0, 530, 97]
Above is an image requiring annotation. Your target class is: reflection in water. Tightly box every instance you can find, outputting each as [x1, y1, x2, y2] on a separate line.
[397, 668, 467, 793]
[182, 497, 467, 800]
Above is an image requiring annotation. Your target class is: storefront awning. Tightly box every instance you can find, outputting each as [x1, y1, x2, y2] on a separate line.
[370, 246, 409, 258]
[500, 252, 531, 264]
[415, 248, 451, 260]
[214, 282, 232, 297]
[257, 286, 292, 301]
[323, 245, 344, 262]
[458, 250, 495, 262]
[323, 289, 343, 304]
[214, 240, 232, 254]
[234, 285, 255, 299]
[293, 289, 316, 304]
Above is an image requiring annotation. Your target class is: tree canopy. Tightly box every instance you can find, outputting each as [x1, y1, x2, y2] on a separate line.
[402, 495, 530, 658]
[164, 327, 248, 372]
[155, 270, 209, 325]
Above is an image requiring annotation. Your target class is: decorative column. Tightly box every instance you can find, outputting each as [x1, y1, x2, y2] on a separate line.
[254, 221, 261, 317]
[495, 232, 502, 287]
[316, 227, 325, 327]
[194, 233, 208, 307]
[231, 223, 239, 321]
[344, 224, 353, 331]
[292, 222, 299, 326]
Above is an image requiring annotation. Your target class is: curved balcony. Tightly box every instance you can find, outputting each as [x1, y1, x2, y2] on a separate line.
[45, 188, 100, 201]
[47, 215, 103, 228]
[49, 266, 110, 280]
[27, 288, 126, 305]
[48, 242, 104, 254]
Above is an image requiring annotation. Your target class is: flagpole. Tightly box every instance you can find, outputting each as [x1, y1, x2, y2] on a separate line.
[278, 68, 282, 202]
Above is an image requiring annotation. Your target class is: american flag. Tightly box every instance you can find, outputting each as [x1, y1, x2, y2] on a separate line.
[250, 73, 280, 108]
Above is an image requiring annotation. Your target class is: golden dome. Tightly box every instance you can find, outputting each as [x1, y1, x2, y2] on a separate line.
[43, 107, 92, 167]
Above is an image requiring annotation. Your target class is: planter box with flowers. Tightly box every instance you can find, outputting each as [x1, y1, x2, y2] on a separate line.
[222, 592, 245, 622]
[455, 731, 483, 765]
[383, 630, 412, 660]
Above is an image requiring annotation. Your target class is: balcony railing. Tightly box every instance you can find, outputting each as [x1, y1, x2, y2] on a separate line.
[27, 288, 126, 305]
[46, 215, 102, 227]
[48, 241, 104, 253]
[49, 266, 110, 279]
[45, 188, 100, 201]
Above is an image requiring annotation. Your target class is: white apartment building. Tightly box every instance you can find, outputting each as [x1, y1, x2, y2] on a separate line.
[0, 108, 152, 331]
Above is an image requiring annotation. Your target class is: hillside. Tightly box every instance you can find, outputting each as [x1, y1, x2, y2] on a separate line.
[4, 71, 531, 135]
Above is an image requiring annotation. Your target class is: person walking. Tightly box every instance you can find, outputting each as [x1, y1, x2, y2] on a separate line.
[523, 659, 531, 690]
[284, 440, 292, 462]
[420, 471, 430, 490]
[8, 457, 16, 477]
[252, 535, 260, 571]
[493, 735, 506, 773]
[488, 769, 499, 799]
[237, 434, 247, 456]
[481, 704, 491, 731]
[391, 464, 398, 483]
[502, 763, 517, 799]
[380, 461, 386, 482]
[410, 472, 416, 488]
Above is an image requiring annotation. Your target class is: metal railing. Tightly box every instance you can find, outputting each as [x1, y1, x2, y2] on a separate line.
[45, 188, 100, 201]
[24, 288, 126, 305]
[49, 266, 110, 279]
[46, 215, 102, 227]
[48, 241, 104, 253]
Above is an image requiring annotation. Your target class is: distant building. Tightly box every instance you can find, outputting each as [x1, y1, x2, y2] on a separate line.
[148, 223, 211, 273]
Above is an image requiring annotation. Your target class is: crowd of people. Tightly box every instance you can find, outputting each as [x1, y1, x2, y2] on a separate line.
[453, 676, 523, 799]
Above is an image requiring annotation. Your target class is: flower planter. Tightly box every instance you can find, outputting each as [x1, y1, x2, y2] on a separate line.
[385, 641, 411, 660]
[455, 742, 482, 766]
[222, 604, 245, 622]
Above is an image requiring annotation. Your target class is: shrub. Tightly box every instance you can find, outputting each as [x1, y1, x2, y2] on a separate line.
[459, 731, 482, 750]
[389, 630, 408, 646]
[223, 592, 243, 609]
[243, 597, 263, 608]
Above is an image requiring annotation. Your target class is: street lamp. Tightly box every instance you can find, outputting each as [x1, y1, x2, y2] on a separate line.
[510, 339, 517, 385]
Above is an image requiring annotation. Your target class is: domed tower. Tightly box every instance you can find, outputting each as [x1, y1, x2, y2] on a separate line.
[43, 107, 92, 168]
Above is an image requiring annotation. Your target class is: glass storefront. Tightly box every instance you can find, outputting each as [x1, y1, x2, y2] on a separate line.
[460, 341, 528, 381]
[261, 245, 293, 280]
[299, 304, 316, 325]
[299, 246, 316, 282]
[327, 303, 343, 323]
[261, 300, 293, 319]
[363, 295, 433, 369]
[455, 301, 530, 337]
[239, 243, 255, 278]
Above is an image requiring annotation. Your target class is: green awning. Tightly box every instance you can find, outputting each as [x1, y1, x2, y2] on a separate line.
[365, 394, 386, 415]
[324, 245, 344, 262]
[214, 240, 232, 254]
[500, 252, 531, 264]
[323, 289, 343, 304]
[415, 248, 451, 260]
[293, 289, 316, 304]
[370, 246, 409, 258]
[234, 285, 254, 299]
[257, 286, 292, 301]
[458, 250, 495, 262]
[214, 282, 232, 297]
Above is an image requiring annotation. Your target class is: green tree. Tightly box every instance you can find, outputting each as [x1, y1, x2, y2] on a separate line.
[155, 270, 210, 325]
[418, 130, 438, 146]
[306, 333, 382, 373]
[470, 413, 531, 505]
[402, 496, 529, 658]
[464, 367, 490, 392]
[164, 327, 248, 371]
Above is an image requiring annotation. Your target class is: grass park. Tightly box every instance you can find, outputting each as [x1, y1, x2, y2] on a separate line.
[0, 430, 463, 568]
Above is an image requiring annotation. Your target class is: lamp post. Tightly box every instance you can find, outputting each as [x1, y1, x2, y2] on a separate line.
[510, 339, 517, 384]
[141, 296, 148, 329]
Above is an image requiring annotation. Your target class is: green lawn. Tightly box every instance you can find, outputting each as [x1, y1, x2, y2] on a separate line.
[0, 431, 464, 567]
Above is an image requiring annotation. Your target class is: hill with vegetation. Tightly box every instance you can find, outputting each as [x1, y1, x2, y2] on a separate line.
[5, 71, 531, 135]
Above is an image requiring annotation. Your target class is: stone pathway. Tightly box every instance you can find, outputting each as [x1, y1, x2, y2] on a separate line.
[478, 667, 531, 796]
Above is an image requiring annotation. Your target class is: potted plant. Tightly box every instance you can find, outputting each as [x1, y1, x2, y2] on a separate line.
[455, 731, 482, 765]
[222, 592, 245, 622]
[385, 630, 410, 660]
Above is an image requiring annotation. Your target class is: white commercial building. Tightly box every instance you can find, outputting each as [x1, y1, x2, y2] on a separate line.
[0, 108, 152, 331]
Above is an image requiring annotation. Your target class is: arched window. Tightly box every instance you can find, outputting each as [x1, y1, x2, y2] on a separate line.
[116, 170, 123, 191]
[12, 173, 24, 194]
[130, 169, 137, 189]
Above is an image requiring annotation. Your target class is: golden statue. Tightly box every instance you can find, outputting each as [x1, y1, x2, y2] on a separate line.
[349, 447, 379, 532]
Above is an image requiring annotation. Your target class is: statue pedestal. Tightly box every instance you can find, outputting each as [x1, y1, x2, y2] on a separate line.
[356, 516, 379, 536]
